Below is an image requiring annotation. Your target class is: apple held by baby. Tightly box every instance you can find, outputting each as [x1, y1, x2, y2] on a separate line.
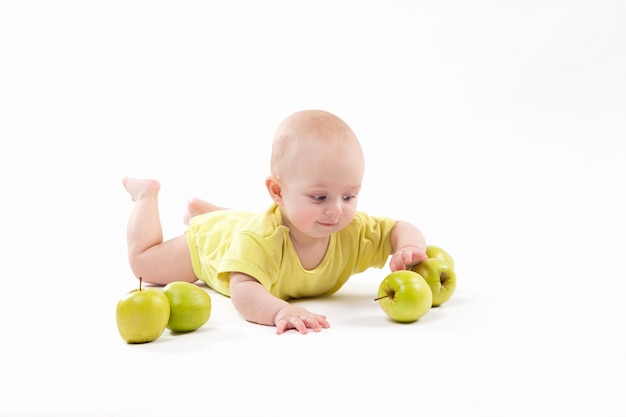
[116, 279, 212, 344]
[375, 245, 457, 323]
[411, 245, 457, 307]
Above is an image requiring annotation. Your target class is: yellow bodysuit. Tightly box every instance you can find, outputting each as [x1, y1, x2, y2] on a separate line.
[185, 204, 396, 300]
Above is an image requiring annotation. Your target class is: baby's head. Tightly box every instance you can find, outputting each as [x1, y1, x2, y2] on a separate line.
[266, 110, 365, 239]
[270, 109, 364, 180]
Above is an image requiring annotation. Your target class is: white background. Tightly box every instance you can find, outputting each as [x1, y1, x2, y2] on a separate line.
[1, 1, 625, 416]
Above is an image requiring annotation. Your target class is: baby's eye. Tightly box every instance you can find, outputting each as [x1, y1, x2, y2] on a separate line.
[343, 195, 356, 202]
[311, 195, 327, 202]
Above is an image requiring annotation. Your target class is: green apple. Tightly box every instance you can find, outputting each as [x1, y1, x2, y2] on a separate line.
[163, 281, 212, 333]
[411, 258, 456, 307]
[426, 245, 455, 268]
[116, 278, 170, 344]
[375, 270, 432, 323]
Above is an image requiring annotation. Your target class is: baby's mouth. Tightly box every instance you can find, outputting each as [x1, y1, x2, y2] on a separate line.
[318, 221, 338, 227]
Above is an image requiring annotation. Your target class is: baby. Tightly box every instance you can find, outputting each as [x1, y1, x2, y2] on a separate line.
[123, 109, 427, 334]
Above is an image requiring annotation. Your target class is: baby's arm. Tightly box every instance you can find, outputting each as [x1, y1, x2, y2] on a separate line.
[388, 220, 428, 271]
[229, 272, 330, 335]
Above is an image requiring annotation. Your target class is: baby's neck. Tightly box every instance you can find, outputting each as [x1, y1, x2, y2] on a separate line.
[289, 234, 330, 270]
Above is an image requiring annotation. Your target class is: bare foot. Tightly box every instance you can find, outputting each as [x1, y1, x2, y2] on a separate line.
[183, 198, 228, 225]
[122, 177, 160, 202]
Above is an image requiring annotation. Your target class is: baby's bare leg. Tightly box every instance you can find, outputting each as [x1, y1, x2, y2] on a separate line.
[123, 177, 197, 285]
[183, 198, 229, 225]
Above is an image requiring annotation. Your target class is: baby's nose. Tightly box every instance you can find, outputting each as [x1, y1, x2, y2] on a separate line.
[324, 199, 342, 216]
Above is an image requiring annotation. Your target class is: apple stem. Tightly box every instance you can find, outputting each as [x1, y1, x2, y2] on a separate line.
[139, 276, 143, 291]
[374, 295, 390, 301]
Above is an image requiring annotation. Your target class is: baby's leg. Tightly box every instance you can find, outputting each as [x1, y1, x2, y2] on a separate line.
[123, 177, 197, 285]
[183, 198, 229, 225]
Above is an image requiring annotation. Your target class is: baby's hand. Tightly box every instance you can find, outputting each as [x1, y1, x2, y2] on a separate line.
[389, 246, 428, 272]
[274, 305, 331, 335]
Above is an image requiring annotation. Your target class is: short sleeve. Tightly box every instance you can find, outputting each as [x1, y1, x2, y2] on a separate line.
[216, 227, 286, 292]
[350, 213, 396, 273]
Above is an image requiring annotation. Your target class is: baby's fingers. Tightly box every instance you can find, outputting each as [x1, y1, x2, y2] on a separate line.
[275, 314, 330, 335]
[389, 252, 408, 271]
[275, 317, 305, 335]
[403, 251, 416, 266]
[303, 314, 330, 332]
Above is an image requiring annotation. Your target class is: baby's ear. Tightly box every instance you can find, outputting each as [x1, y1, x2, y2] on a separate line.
[265, 176, 283, 203]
